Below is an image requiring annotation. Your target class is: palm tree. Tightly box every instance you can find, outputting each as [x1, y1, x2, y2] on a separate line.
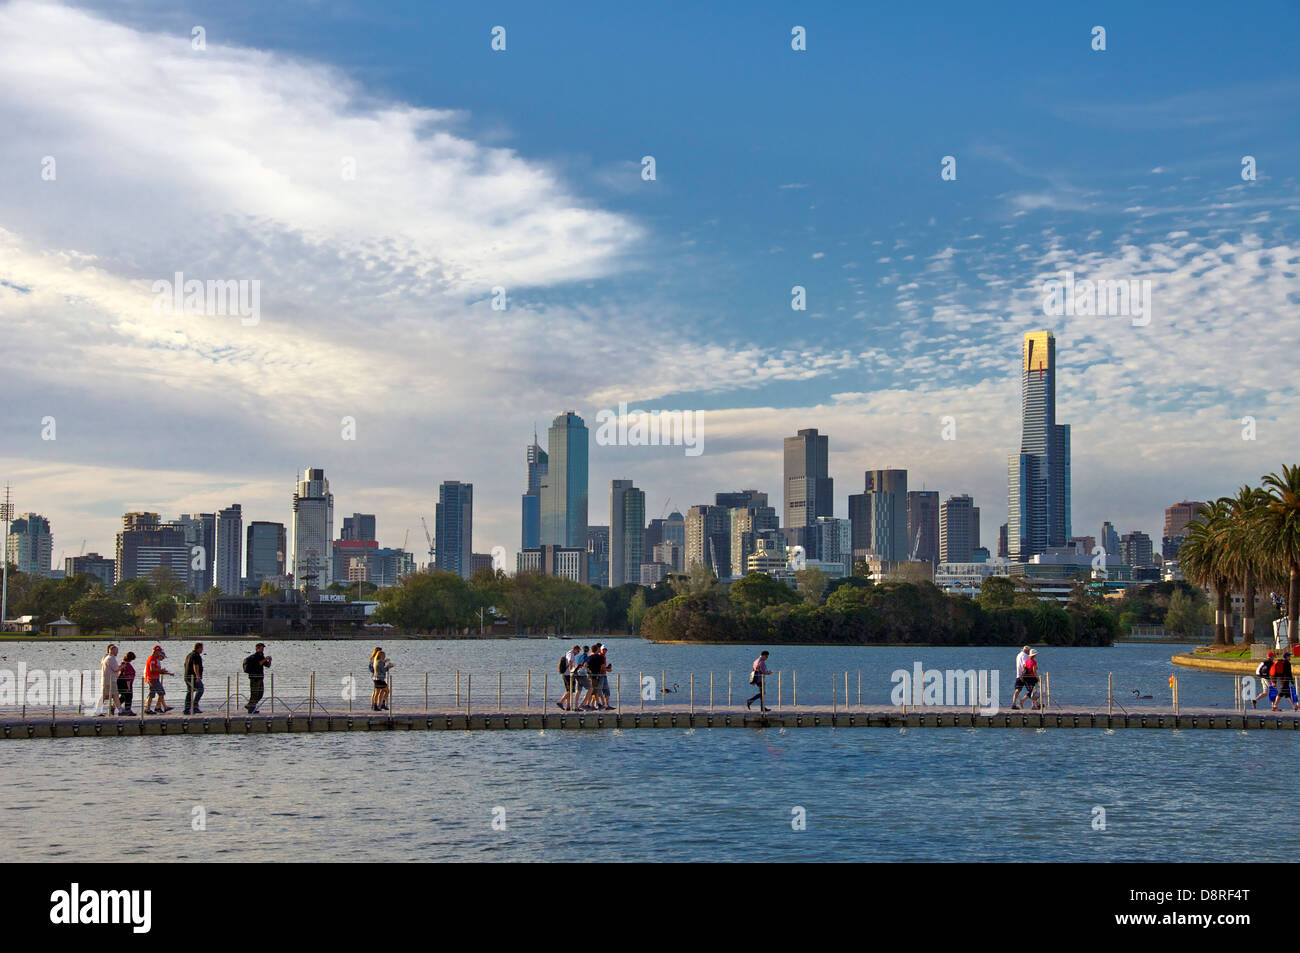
[1180, 501, 1232, 645]
[1218, 485, 1269, 644]
[1261, 465, 1300, 632]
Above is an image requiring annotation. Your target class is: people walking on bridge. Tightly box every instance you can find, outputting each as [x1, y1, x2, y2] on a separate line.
[746, 651, 771, 711]
[1251, 653, 1274, 708]
[117, 651, 137, 716]
[573, 646, 592, 709]
[144, 645, 172, 714]
[368, 647, 384, 710]
[597, 643, 613, 709]
[97, 644, 120, 716]
[183, 642, 205, 715]
[1014, 649, 1040, 710]
[243, 643, 271, 714]
[371, 649, 393, 711]
[557, 644, 579, 710]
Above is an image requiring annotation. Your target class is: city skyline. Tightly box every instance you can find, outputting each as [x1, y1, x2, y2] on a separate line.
[1, 3, 1296, 578]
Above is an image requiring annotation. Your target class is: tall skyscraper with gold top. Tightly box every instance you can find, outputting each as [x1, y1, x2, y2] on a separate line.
[1008, 331, 1071, 560]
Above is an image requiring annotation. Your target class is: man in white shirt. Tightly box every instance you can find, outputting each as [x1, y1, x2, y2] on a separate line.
[1010, 645, 1031, 710]
[557, 645, 580, 711]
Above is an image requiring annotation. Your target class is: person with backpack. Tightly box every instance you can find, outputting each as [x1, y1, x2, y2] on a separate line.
[581, 643, 606, 710]
[144, 645, 173, 714]
[556, 644, 579, 711]
[243, 643, 271, 714]
[1272, 653, 1297, 712]
[182, 642, 205, 715]
[1251, 653, 1274, 709]
[573, 645, 591, 709]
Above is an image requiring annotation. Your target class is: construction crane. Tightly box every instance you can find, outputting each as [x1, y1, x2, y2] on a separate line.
[402, 528, 409, 552]
[420, 517, 435, 566]
[658, 497, 673, 521]
[910, 526, 921, 562]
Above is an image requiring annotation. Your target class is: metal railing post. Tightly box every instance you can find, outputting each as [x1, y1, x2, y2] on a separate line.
[710, 672, 714, 712]
[690, 674, 694, 713]
[466, 674, 471, 716]
[793, 670, 798, 708]
[844, 671, 849, 710]
[456, 670, 460, 708]
[728, 671, 733, 708]
[639, 671, 644, 712]
[309, 672, 315, 718]
[270, 673, 274, 715]
[425, 673, 429, 713]
[498, 672, 502, 713]
[225, 675, 230, 717]
[526, 670, 531, 710]
[1108, 672, 1113, 717]
[616, 673, 621, 711]
[661, 670, 665, 709]
[544, 672, 548, 712]
[857, 670, 861, 708]
[777, 671, 782, 710]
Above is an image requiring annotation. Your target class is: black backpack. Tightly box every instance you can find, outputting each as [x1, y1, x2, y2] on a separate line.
[558, 655, 568, 674]
[243, 653, 260, 675]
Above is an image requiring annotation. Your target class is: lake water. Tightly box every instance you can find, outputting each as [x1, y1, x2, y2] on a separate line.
[2, 640, 1292, 862]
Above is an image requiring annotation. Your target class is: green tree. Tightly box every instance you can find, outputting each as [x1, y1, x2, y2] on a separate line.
[1262, 465, 1300, 631]
[150, 595, 179, 636]
[730, 572, 800, 613]
[68, 591, 132, 635]
[978, 576, 1016, 612]
[145, 566, 186, 599]
[794, 567, 828, 605]
[1165, 588, 1210, 640]
[627, 589, 648, 634]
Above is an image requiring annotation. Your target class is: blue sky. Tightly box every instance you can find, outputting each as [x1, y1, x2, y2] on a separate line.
[0, 0, 1297, 570]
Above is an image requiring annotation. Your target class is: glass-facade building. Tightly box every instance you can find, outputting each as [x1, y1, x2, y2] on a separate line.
[1008, 331, 1071, 560]
[540, 411, 588, 549]
[436, 480, 474, 579]
[292, 468, 334, 589]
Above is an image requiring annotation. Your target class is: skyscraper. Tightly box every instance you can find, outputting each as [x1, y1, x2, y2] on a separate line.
[1102, 521, 1120, 561]
[116, 512, 188, 584]
[939, 494, 977, 563]
[906, 491, 940, 564]
[341, 513, 377, 542]
[721, 490, 778, 578]
[7, 513, 52, 577]
[685, 504, 730, 576]
[521, 431, 548, 550]
[172, 513, 215, 593]
[783, 428, 832, 559]
[1008, 331, 1071, 560]
[435, 481, 473, 579]
[292, 468, 334, 589]
[246, 521, 287, 589]
[609, 480, 646, 587]
[540, 411, 589, 549]
[214, 504, 243, 594]
[1163, 500, 1205, 560]
[848, 469, 908, 562]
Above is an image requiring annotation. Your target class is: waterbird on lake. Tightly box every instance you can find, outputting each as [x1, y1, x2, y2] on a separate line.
[1132, 689, 1153, 699]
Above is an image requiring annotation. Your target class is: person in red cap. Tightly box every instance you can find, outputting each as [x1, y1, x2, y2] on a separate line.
[144, 645, 173, 713]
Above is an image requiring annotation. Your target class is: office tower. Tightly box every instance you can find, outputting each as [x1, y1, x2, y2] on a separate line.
[907, 491, 940, 564]
[586, 526, 610, 587]
[1121, 531, 1154, 568]
[66, 553, 115, 587]
[1102, 521, 1120, 560]
[470, 553, 495, 576]
[720, 490, 778, 577]
[1007, 331, 1071, 560]
[1162, 500, 1205, 560]
[1069, 535, 1097, 555]
[171, 513, 215, 593]
[653, 540, 683, 573]
[341, 513, 377, 542]
[292, 468, 335, 589]
[213, 504, 243, 594]
[998, 523, 1008, 559]
[246, 521, 287, 589]
[609, 480, 646, 587]
[435, 481, 473, 579]
[116, 512, 188, 584]
[783, 428, 832, 558]
[663, 510, 685, 548]
[848, 469, 908, 562]
[540, 411, 589, 549]
[817, 517, 853, 575]
[7, 513, 52, 577]
[521, 431, 548, 549]
[940, 494, 977, 563]
[517, 545, 589, 584]
[685, 505, 730, 576]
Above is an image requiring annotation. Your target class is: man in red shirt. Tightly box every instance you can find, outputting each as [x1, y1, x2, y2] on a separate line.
[144, 645, 173, 713]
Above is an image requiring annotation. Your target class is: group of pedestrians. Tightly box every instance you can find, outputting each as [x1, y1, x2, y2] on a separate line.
[556, 643, 614, 711]
[97, 642, 272, 715]
[368, 647, 393, 711]
[1252, 651, 1297, 710]
[1011, 645, 1041, 710]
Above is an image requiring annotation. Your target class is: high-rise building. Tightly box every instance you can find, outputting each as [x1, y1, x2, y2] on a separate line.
[541, 411, 589, 549]
[817, 517, 853, 575]
[1121, 531, 1154, 568]
[849, 469, 908, 563]
[1102, 521, 1121, 561]
[214, 504, 243, 594]
[292, 468, 334, 589]
[720, 490, 778, 578]
[907, 491, 940, 564]
[435, 480, 473, 579]
[521, 431, 549, 550]
[586, 525, 610, 587]
[664, 511, 685, 548]
[116, 512, 188, 584]
[1162, 500, 1205, 560]
[783, 429, 832, 559]
[65, 553, 115, 587]
[685, 505, 731, 576]
[1008, 331, 1071, 560]
[609, 480, 646, 587]
[246, 521, 287, 589]
[998, 523, 1008, 559]
[171, 513, 215, 593]
[341, 513, 377, 542]
[517, 545, 589, 584]
[939, 494, 977, 563]
[7, 513, 52, 577]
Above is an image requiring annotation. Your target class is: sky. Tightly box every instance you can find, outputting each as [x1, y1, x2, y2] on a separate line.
[1, 0, 1298, 573]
